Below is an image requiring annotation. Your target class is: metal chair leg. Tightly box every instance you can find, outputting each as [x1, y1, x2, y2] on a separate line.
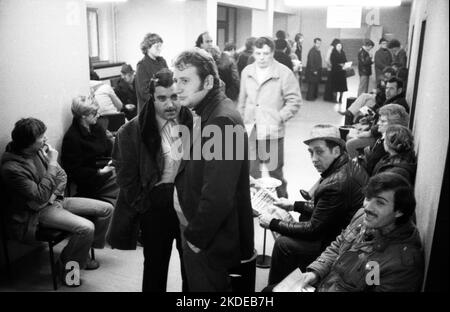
[2, 237, 12, 281]
[48, 243, 58, 290]
[90, 248, 95, 261]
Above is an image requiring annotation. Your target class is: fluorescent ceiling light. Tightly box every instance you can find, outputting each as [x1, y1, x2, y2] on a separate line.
[284, 0, 401, 7]
[85, 0, 127, 3]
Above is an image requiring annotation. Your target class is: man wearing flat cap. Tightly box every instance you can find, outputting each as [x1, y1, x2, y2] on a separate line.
[259, 124, 369, 285]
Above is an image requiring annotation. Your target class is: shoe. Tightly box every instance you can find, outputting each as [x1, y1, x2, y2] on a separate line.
[299, 189, 312, 201]
[85, 258, 100, 270]
[338, 110, 354, 119]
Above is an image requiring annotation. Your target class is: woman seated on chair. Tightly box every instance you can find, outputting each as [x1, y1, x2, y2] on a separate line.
[372, 124, 417, 184]
[61, 95, 119, 206]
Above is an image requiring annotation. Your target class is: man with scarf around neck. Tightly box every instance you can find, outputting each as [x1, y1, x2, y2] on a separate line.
[172, 48, 254, 291]
[108, 69, 191, 292]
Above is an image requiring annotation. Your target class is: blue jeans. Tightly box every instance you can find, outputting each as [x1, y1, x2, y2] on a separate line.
[38, 197, 113, 269]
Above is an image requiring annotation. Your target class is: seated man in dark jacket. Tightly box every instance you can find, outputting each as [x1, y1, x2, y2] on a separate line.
[114, 63, 137, 120]
[259, 124, 368, 285]
[1, 118, 113, 286]
[274, 172, 424, 292]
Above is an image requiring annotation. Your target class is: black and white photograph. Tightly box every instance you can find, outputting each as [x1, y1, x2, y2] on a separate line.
[0, 0, 448, 298]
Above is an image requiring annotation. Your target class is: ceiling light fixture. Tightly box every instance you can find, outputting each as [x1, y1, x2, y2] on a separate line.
[85, 0, 128, 3]
[284, 0, 401, 7]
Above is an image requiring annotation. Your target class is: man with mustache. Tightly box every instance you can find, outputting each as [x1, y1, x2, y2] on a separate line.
[259, 124, 368, 285]
[108, 69, 190, 292]
[279, 172, 424, 292]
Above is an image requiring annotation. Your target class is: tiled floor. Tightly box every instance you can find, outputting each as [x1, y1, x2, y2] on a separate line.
[0, 74, 359, 292]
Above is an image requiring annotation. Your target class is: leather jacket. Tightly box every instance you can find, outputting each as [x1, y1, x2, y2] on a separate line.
[270, 153, 369, 248]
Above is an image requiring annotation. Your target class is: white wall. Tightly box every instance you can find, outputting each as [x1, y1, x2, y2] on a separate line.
[0, 0, 89, 154]
[114, 0, 212, 70]
[406, 0, 449, 282]
[0, 0, 90, 264]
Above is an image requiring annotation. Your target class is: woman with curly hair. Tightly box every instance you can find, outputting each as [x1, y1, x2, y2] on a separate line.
[372, 125, 417, 184]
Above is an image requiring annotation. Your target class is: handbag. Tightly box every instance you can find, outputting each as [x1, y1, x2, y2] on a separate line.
[345, 67, 355, 78]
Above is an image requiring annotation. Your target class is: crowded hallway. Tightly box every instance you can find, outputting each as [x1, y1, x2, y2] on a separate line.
[0, 0, 448, 294]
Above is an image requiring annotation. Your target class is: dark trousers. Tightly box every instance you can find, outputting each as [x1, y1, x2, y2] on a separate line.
[306, 81, 319, 101]
[268, 235, 322, 285]
[179, 224, 231, 292]
[323, 71, 335, 101]
[140, 184, 188, 292]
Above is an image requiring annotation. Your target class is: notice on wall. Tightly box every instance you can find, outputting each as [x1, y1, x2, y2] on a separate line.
[327, 6, 362, 29]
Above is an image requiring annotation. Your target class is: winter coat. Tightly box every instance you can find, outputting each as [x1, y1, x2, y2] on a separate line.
[175, 87, 254, 269]
[372, 153, 417, 184]
[329, 48, 348, 92]
[306, 47, 322, 83]
[270, 153, 369, 249]
[135, 55, 168, 111]
[216, 52, 240, 101]
[107, 101, 193, 249]
[238, 60, 302, 140]
[61, 119, 113, 196]
[308, 208, 424, 292]
[358, 48, 373, 76]
[1, 145, 67, 242]
[374, 48, 393, 81]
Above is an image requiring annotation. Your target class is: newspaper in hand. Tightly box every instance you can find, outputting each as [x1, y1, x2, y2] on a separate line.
[251, 187, 278, 216]
[273, 268, 316, 292]
[342, 61, 352, 70]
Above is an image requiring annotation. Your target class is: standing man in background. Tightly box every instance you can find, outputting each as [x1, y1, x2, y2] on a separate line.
[358, 39, 375, 96]
[306, 38, 323, 101]
[238, 37, 302, 198]
[135, 33, 168, 112]
[195, 31, 214, 50]
[374, 38, 393, 85]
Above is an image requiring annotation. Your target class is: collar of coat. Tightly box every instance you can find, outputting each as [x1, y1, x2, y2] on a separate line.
[244, 60, 283, 83]
[353, 216, 421, 253]
[192, 87, 225, 122]
[320, 153, 350, 179]
[72, 118, 101, 138]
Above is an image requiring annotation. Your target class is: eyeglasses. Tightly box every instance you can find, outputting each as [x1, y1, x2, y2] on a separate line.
[156, 94, 178, 102]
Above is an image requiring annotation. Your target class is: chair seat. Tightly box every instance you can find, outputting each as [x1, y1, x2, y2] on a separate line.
[35, 227, 69, 243]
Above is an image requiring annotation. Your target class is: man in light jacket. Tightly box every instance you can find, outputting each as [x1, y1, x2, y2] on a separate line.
[238, 36, 302, 198]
